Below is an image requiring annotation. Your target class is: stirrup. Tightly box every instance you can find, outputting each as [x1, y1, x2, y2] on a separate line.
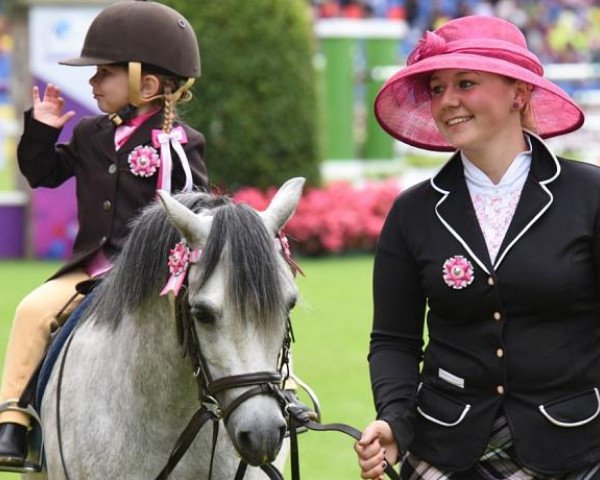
[0, 401, 43, 473]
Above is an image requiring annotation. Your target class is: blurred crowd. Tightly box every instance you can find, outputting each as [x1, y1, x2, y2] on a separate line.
[312, 0, 600, 64]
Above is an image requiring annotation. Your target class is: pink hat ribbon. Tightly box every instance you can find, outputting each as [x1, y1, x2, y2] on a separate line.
[408, 31, 447, 65]
[276, 232, 304, 277]
[407, 31, 543, 75]
[152, 126, 193, 194]
[160, 239, 202, 296]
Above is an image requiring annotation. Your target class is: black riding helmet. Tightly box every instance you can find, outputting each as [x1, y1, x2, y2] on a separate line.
[60, 0, 200, 120]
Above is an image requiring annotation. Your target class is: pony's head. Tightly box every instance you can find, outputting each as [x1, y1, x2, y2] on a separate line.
[158, 177, 305, 465]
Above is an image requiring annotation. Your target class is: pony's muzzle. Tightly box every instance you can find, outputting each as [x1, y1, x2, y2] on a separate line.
[233, 412, 287, 466]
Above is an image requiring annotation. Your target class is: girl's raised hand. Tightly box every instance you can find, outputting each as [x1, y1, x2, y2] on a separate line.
[32, 84, 76, 128]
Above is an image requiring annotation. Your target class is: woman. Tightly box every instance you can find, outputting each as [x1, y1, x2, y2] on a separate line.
[355, 15, 600, 479]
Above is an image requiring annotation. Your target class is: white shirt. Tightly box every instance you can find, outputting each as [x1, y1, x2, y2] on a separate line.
[462, 136, 532, 263]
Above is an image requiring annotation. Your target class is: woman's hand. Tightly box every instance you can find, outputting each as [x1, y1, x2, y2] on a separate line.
[355, 420, 400, 479]
[32, 84, 75, 128]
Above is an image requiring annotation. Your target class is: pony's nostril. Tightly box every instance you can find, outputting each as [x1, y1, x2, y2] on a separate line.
[237, 430, 253, 453]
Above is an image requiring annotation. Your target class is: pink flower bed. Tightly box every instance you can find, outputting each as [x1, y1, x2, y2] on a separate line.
[233, 180, 401, 255]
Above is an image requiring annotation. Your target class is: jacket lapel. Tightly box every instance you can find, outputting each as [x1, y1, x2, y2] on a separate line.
[431, 133, 560, 275]
[432, 153, 493, 275]
[492, 133, 559, 270]
[92, 116, 118, 164]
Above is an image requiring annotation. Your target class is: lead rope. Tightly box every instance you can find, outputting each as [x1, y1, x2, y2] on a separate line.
[284, 404, 401, 480]
[232, 404, 401, 480]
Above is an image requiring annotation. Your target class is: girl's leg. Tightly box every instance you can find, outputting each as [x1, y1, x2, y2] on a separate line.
[0, 269, 89, 425]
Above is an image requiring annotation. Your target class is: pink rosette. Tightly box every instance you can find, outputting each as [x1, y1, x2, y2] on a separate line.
[161, 241, 202, 296]
[167, 242, 190, 277]
[407, 31, 447, 66]
[442, 255, 474, 290]
[128, 145, 161, 177]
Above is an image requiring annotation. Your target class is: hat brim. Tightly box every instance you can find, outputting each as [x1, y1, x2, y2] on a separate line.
[59, 55, 117, 67]
[374, 53, 585, 151]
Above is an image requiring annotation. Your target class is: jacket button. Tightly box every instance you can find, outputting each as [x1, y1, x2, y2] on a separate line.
[493, 311, 502, 321]
[102, 200, 112, 211]
[108, 164, 117, 174]
[496, 385, 505, 395]
[487, 277, 495, 286]
[496, 348, 504, 358]
[99, 236, 107, 246]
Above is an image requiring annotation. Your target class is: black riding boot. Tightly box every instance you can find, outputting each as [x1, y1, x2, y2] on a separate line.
[0, 422, 28, 466]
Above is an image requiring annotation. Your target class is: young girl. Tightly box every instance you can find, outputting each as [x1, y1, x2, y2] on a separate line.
[354, 15, 600, 480]
[0, 0, 207, 466]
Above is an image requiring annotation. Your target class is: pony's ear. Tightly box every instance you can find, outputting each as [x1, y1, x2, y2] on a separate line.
[157, 190, 211, 246]
[259, 177, 305, 234]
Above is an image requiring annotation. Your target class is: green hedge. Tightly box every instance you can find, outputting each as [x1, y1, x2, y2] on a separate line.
[163, 0, 322, 190]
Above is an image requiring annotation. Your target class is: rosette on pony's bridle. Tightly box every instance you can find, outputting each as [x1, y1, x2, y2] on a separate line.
[161, 232, 303, 297]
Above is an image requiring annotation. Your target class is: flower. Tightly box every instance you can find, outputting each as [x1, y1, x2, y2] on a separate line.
[167, 241, 191, 277]
[442, 255, 474, 289]
[128, 145, 160, 177]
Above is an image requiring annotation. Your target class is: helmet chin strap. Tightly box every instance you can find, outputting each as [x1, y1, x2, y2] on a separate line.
[110, 62, 195, 126]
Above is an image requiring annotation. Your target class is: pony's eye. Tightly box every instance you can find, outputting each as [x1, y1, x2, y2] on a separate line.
[191, 305, 216, 325]
[287, 298, 297, 312]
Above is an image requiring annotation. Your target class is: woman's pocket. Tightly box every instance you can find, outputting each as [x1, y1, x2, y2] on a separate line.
[416, 382, 471, 427]
[538, 387, 600, 428]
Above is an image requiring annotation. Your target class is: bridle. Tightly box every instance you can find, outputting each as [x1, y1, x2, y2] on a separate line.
[55, 249, 399, 480]
[153, 265, 399, 480]
[152, 271, 293, 480]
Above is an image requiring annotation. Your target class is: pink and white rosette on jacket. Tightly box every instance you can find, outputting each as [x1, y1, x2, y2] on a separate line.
[442, 255, 474, 290]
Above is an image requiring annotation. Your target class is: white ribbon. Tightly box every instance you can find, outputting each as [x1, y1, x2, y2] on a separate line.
[152, 126, 193, 193]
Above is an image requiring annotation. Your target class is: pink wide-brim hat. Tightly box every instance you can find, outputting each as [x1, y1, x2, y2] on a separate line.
[374, 15, 585, 152]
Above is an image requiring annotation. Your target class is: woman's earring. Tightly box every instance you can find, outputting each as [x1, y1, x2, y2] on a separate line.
[511, 101, 521, 110]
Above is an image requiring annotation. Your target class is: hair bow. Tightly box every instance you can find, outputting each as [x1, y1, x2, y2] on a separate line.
[152, 125, 193, 193]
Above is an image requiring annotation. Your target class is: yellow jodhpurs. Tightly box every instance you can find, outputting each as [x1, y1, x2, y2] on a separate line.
[0, 270, 90, 426]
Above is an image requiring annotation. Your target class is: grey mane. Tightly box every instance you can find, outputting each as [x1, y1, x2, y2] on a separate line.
[86, 191, 285, 331]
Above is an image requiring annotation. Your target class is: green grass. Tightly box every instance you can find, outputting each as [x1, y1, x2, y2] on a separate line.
[0, 256, 376, 479]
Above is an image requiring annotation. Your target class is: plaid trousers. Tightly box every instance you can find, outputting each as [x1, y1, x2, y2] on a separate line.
[400, 415, 600, 480]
